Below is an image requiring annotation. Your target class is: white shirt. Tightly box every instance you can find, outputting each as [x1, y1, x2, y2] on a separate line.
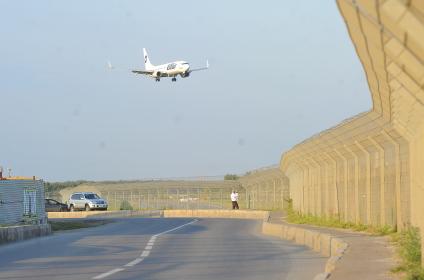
[231, 192, 239, 202]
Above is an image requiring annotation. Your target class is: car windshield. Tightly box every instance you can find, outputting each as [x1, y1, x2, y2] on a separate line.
[84, 194, 100, 199]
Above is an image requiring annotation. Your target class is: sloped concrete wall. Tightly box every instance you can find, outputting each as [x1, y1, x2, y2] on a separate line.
[281, 0, 424, 263]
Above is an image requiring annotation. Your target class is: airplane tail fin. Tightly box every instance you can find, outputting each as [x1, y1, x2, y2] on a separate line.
[143, 48, 154, 70]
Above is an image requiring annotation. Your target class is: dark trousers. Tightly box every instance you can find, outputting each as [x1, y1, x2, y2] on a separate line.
[232, 201, 239, 210]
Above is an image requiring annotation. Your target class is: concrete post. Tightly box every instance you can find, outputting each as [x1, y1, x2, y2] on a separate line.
[334, 148, 348, 222]
[298, 158, 311, 214]
[324, 153, 339, 217]
[344, 144, 360, 224]
[368, 136, 386, 226]
[317, 154, 330, 217]
[294, 158, 307, 214]
[309, 155, 323, 217]
[355, 140, 372, 225]
[381, 130, 402, 229]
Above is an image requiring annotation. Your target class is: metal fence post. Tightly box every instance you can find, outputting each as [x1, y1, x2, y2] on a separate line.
[114, 191, 117, 210]
[220, 188, 223, 209]
[197, 188, 200, 209]
[208, 188, 211, 209]
[186, 188, 189, 210]
[166, 189, 169, 209]
[177, 189, 180, 209]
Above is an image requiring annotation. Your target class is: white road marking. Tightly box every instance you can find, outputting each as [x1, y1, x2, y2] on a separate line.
[92, 219, 197, 279]
[92, 268, 125, 279]
[140, 250, 150, 257]
[153, 219, 198, 237]
[124, 258, 144, 267]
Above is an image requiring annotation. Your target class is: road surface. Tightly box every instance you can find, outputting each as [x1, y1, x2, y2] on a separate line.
[0, 218, 326, 280]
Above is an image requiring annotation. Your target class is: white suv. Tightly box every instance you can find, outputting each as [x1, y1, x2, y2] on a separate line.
[67, 192, 108, 211]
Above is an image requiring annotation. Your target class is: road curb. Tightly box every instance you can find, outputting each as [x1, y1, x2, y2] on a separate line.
[0, 224, 51, 244]
[262, 221, 348, 279]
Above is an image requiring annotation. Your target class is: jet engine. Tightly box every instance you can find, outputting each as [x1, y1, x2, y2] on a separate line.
[180, 71, 190, 78]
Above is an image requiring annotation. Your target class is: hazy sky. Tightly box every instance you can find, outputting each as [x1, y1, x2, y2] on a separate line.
[0, 1, 371, 181]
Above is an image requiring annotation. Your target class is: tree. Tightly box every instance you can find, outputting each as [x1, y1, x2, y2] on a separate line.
[224, 174, 239, 180]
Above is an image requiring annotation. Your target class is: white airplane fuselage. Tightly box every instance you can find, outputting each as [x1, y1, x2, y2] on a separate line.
[148, 61, 190, 78]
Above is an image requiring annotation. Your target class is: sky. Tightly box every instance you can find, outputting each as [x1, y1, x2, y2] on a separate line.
[0, 1, 371, 181]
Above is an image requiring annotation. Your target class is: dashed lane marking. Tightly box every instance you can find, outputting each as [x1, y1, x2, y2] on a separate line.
[124, 258, 144, 267]
[140, 250, 150, 257]
[92, 268, 125, 279]
[91, 219, 198, 279]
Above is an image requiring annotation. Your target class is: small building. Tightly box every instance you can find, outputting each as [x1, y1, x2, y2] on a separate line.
[0, 174, 47, 225]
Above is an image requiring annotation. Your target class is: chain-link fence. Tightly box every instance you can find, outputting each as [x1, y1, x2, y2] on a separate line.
[46, 186, 287, 211]
[101, 188, 287, 211]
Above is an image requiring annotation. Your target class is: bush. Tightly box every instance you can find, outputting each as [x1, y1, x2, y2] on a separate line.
[224, 174, 239, 180]
[392, 227, 424, 280]
[119, 200, 133, 210]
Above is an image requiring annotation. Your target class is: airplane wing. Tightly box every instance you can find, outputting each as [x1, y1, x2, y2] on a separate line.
[132, 70, 154, 75]
[189, 60, 209, 73]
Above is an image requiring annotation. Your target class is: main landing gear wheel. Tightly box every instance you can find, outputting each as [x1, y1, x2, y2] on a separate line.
[155, 78, 160, 82]
[172, 77, 177, 82]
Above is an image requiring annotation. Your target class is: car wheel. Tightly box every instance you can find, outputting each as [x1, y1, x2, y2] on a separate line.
[85, 204, 91, 211]
[70, 205, 74, 212]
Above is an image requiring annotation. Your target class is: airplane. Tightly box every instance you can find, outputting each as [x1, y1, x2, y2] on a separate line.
[132, 48, 209, 82]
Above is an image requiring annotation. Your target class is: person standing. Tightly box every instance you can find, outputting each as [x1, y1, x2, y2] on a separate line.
[231, 190, 239, 210]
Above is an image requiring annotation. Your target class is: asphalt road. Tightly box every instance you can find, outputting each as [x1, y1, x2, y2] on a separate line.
[0, 218, 326, 280]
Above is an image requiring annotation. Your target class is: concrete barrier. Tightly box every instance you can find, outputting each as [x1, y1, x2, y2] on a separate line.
[261, 221, 348, 279]
[48, 210, 162, 219]
[163, 209, 270, 220]
[0, 224, 51, 244]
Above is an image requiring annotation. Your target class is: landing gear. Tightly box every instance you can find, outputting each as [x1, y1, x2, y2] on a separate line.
[172, 77, 177, 82]
[155, 78, 160, 82]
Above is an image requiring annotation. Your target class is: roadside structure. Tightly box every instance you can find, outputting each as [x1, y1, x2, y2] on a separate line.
[0, 171, 48, 225]
[281, 0, 424, 264]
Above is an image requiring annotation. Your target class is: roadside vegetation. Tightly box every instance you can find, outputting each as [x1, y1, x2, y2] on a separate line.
[285, 199, 395, 236]
[44, 181, 88, 194]
[119, 200, 133, 210]
[391, 227, 424, 280]
[285, 200, 424, 279]
[224, 174, 239, 180]
[49, 220, 111, 231]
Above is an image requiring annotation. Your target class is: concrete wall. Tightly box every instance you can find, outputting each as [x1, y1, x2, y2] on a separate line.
[0, 224, 51, 244]
[0, 180, 47, 225]
[48, 210, 162, 219]
[280, 0, 424, 263]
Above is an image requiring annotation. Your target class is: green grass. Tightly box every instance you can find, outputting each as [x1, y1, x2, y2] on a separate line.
[391, 227, 424, 280]
[49, 220, 111, 231]
[285, 200, 395, 236]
